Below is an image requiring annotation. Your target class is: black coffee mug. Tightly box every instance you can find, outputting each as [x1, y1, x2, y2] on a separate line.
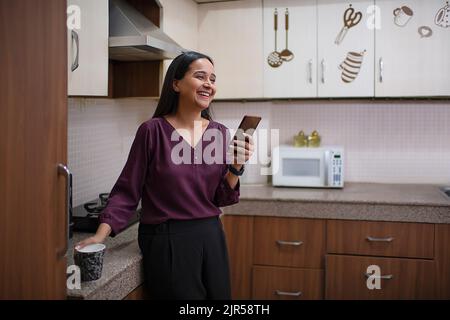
[74, 244, 106, 282]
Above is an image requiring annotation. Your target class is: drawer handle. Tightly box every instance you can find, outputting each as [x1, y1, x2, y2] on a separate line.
[276, 240, 303, 246]
[366, 236, 394, 242]
[275, 290, 302, 297]
[364, 273, 394, 280]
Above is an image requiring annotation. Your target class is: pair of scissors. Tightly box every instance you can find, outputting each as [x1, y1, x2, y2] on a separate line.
[335, 6, 363, 45]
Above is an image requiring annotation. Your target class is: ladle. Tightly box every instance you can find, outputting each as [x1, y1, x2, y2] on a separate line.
[280, 8, 294, 61]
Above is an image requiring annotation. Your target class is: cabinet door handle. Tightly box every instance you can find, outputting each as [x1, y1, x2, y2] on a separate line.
[365, 273, 394, 280]
[321, 59, 326, 84]
[308, 59, 313, 84]
[366, 236, 394, 242]
[71, 30, 79, 72]
[275, 290, 302, 297]
[57, 164, 72, 259]
[379, 57, 383, 83]
[276, 240, 303, 246]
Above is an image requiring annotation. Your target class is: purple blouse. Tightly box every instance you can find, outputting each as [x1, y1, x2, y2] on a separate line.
[99, 117, 240, 236]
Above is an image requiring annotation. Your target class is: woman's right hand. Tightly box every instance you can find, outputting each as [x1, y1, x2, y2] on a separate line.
[75, 223, 112, 250]
[75, 234, 105, 251]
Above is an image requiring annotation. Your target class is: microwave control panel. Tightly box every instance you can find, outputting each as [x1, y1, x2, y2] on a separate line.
[328, 151, 344, 187]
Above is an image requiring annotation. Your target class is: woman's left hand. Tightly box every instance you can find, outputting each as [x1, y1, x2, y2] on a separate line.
[232, 133, 255, 166]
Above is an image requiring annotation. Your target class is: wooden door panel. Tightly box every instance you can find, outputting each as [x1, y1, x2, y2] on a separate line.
[435, 224, 450, 299]
[253, 266, 324, 300]
[327, 220, 434, 259]
[0, 0, 67, 299]
[326, 254, 435, 299]
[221, 215, 254, 300]
[254, 217, 326, 268]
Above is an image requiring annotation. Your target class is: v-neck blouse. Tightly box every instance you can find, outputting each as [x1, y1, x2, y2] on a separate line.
[161, 116, 211, 150]
[99, 117, 240, 236]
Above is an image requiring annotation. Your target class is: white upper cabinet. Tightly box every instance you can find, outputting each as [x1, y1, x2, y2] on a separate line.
[263, 0, 317, 98]
[375, 0, 450, 97]
[317, 0, 375, 97]
[198, 0, 264, 99]
[197, 0, 448, 99]
[67, 0, 108, 96]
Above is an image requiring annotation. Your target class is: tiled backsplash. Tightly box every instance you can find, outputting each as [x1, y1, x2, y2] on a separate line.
[213, 100, 450, 185]
[69, 98, 450, 206]
[68, 98, 156, 206]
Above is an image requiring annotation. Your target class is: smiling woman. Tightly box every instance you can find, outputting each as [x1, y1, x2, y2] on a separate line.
[75, 51, 255, 300]
[174, 65, 217, 109]
[154, 51, 216, 121]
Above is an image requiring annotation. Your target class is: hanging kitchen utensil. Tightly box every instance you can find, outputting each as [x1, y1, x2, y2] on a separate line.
[280, 8, 294, 62]
[335, 4, 362, 45]
[267, 8, 283, 68]
[435, 1, 450, 28]
[339, 50, 366, 83]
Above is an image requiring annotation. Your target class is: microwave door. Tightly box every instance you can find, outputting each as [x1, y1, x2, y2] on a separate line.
[280, 157, 325, 187]
[324, 150, 331, 187]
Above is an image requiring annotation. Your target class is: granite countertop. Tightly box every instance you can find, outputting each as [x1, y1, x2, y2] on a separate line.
[222, 182, 450, 224]
[67, 223, 143, 300]
[66, 182, 450, 299]
[237, 182, 450, 206]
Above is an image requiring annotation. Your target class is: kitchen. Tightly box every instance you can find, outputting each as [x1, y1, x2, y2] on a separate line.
[1, 0, 450, 302]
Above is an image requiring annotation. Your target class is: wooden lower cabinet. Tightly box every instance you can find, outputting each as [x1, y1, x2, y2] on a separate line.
[123, 284, 150, 300]
[221, 215, 254, 300]
[252, 266, 324, 300]
[254, 217, 326, 269]
[327, 220, 435, 259]
[325, 254, 435, 300]
[223, 214, 446, 300]
[435, 224, 450, 299]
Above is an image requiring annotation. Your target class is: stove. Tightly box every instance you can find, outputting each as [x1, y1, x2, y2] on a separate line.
[71, 193, 140, 235]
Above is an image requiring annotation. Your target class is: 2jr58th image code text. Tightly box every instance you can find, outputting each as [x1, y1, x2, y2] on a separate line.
[177, 304, 270, 318]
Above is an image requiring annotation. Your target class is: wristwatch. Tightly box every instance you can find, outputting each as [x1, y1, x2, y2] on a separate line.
[228, 164, 245, 176]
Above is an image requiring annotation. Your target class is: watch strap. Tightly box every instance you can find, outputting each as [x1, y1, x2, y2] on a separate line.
[228, 164, 245, 176]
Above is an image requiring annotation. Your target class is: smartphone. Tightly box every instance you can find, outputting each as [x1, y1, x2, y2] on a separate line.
[233, 115, 262, 141]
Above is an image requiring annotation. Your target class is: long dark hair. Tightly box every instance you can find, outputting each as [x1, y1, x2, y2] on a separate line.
[152, 51, 214, 120]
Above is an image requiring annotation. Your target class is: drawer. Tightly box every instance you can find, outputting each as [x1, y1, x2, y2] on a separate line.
[327, 220, 434, 259]
[252, 266, 324, 300]
[253, 217, 326, 268]
[325, 254, 435, 299]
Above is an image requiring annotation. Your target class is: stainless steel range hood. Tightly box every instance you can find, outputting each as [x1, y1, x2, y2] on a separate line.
[109, 0, 184, 61]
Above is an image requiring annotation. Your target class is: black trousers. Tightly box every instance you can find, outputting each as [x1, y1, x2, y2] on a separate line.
[138, 216, 231, 300]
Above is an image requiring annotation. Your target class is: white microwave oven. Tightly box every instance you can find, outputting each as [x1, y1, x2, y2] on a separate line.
[272, 145, 344, 188]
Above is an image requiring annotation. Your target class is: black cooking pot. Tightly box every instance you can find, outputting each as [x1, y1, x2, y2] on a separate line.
[83, 193, 110, 215]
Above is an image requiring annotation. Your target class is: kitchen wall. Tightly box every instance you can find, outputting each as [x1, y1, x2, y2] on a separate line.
[69, 97, 450, 206]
